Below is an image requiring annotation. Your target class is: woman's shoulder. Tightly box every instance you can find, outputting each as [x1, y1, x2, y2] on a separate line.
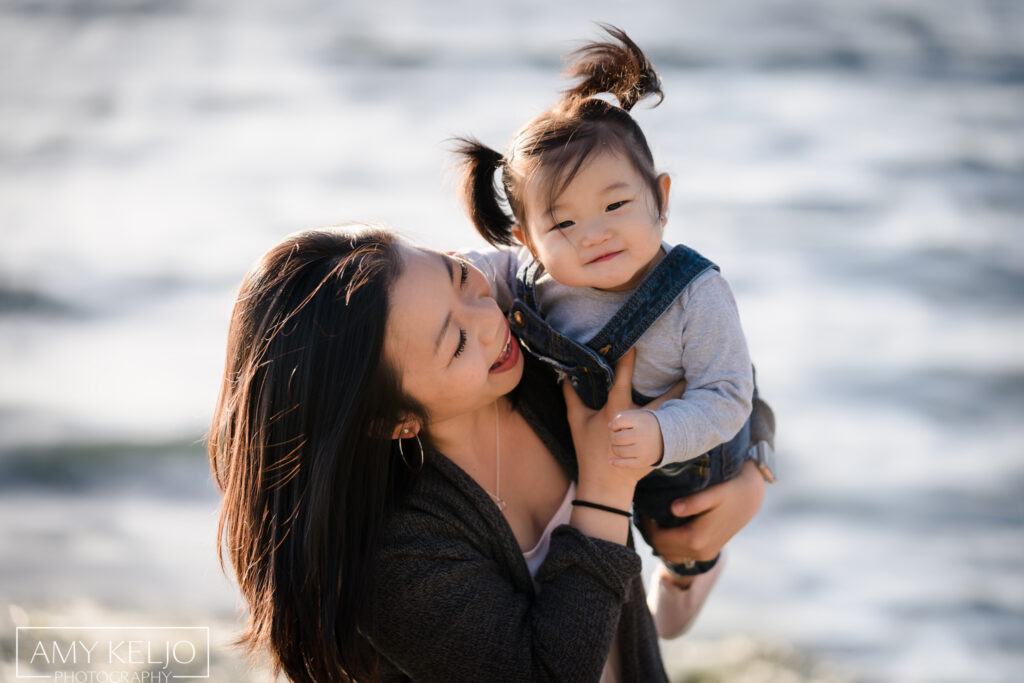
[384, 454, 491, 537]
[378, 448, 519, 574]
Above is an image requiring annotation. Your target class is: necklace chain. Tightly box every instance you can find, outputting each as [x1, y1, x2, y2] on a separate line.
[488, 403, 507, 511]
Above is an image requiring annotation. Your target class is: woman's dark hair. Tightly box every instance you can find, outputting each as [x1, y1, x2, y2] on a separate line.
[208, 225, 423, 682]
[454, 24, 664, 247]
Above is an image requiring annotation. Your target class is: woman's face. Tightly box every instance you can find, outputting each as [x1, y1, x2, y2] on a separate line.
[385, 244, 523, 430]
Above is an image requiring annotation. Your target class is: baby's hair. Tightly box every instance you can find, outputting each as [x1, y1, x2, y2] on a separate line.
[560, 23, 663, 111]
[454, 24, 664, 248]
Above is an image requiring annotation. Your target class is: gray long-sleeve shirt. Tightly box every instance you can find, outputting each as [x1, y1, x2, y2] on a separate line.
[465, 244, 753, 466]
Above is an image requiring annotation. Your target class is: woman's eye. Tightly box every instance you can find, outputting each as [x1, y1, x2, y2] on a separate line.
[606, 201, 628, 212]
[459, 260, 468, 287]
[453, 329, 467, 359]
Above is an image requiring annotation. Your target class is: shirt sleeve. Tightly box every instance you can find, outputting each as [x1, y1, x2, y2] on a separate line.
[654, 270, 754, 465]
[459, 246, 531, 314]
[370, 510, 642, 682]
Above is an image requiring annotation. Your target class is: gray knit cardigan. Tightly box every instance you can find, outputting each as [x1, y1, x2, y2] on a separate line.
[368, 359, 668, 682]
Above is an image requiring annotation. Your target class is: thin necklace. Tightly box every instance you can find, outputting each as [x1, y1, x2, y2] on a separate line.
[487, 403, 507, 511]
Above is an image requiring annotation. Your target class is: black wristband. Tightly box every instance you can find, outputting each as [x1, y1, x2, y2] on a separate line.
[665, 552, 721, 577]
[571, 499, 632, 518]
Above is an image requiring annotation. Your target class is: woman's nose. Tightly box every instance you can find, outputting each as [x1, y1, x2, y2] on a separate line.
[472, 296, 504, 345]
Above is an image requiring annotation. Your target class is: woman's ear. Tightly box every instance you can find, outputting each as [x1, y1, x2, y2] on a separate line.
[369, 416, 420, 440]
[511, 225, 539, 259]
[656, 173, 672, 225]
[390, 420, 421, 441]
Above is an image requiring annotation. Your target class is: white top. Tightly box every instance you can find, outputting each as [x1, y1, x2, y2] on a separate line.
[522, 482, 578, 586]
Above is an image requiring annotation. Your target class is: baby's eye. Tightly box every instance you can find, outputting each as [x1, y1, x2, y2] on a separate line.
[606, 201, 628, 212]
[459, 260, 468, 287]
[551, 220, 575, 231]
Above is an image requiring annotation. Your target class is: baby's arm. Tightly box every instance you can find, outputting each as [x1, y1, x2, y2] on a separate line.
[651, 270, 754, 466]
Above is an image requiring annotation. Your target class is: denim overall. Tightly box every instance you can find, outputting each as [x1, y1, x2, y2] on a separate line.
[508, 245, 754, 574]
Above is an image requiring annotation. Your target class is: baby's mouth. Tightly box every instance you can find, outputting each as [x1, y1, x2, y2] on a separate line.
[587, 250, 623, 265]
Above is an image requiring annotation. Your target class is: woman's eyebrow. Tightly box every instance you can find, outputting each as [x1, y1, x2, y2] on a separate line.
[432, 253, 457, 355]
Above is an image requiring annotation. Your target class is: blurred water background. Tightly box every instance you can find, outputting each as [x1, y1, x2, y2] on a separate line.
[2, 1, 1022, 681]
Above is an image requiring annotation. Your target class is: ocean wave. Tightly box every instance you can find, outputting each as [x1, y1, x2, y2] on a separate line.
[0, 437, 211, 494]
[815, 245, 1024, 313]
[819, 365, 1024, 427]
[0, 284, 83, 318]
[4, 0, 189, 19]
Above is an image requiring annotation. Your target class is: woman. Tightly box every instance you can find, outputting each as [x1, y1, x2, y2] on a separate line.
[209, 225, 767, 682]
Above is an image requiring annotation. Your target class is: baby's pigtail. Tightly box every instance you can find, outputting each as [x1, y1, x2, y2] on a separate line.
[563, 23, 663, 111]
[452, 137, 517, 247]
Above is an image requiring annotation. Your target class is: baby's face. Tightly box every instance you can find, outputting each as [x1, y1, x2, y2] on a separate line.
[520, 150, 668, 292]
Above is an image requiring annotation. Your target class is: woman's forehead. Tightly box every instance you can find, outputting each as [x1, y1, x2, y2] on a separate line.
[395, 244, 448, 283]
[387, 245, 450, 355]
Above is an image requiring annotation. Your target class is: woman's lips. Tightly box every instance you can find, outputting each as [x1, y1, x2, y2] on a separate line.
[489, 326, 520, 373]
[587, 250, 623, 264]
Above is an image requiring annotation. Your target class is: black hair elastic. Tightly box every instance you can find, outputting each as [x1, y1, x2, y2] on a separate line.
[571, 499, 632, 518]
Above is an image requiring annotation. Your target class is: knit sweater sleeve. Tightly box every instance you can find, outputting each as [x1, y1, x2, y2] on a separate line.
[654, 270, 755, 465]
[369, 499, 643, 682]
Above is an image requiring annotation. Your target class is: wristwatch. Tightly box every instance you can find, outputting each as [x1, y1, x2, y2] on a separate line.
[746, 441, 777, 483]
[665, 553, 720, 577]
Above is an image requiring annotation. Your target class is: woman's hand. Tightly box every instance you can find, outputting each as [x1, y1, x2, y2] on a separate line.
[607, 371, 688, 467]
[562, 350, 649, 544]
[562, 351, 691, 545]
[562, 350, 653, 500]
[640, 460, 765, 566]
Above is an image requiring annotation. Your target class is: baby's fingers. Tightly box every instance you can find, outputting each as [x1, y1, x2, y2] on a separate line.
[609, 442, 647, 466]
[610, 428, 636, 447]
[609, 409, 641, 433]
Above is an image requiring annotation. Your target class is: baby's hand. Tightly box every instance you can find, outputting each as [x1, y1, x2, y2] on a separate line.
[608, 409, 664, 469]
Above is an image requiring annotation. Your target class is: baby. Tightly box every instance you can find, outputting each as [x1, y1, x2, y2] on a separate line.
[455, 26, 774, 580]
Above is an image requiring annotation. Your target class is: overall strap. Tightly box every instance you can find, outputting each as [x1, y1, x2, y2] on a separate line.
[585, 245, 718, 363]
[514, 256, 544, 310]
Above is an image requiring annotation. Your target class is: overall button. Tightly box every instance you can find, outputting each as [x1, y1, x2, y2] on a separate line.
[512, 311, 525, 326]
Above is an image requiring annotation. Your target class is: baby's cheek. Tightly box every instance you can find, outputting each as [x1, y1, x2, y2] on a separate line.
[539, 249, 572, 277]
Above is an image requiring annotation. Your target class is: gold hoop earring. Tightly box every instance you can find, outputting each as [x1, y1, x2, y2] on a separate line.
[397, 433, 424, 471]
